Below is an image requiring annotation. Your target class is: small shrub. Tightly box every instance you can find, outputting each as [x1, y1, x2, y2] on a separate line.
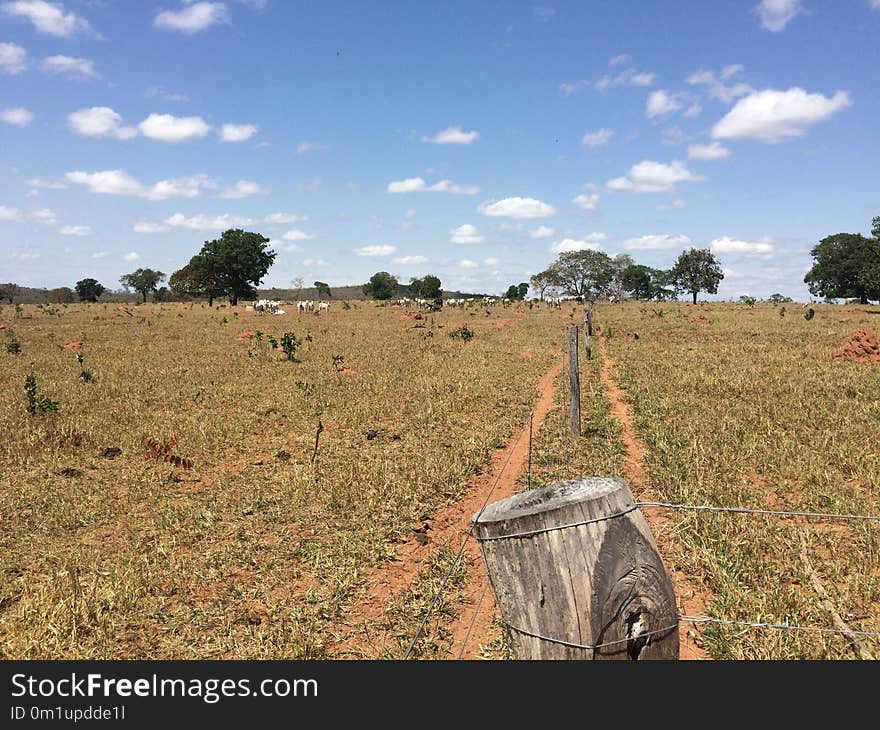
[342, 301, 352, 310]
[24, 373, 59, 415]
[449, 325, 475, 342]
[4, 331, 21, 354]
[295, 380, 316, 396]
[779, 306, 786, 317]
[280, 332, 301, 361]
[804, 308, 815, 321]
[76, 353, 93, 382]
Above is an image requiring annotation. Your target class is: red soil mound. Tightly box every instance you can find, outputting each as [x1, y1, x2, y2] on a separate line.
[401, 311, 422, 320]
[63, 341, 83, 349]
[833, 329, 880, 362]
[235, 331, 254, 340]
[692, 316, 710, 324]
[520, 351, 533, 359]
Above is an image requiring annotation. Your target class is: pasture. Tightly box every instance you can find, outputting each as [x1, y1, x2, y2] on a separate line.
[1, 298, 878, 660]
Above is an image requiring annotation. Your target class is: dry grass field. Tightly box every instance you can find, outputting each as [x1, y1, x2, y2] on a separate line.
[2, 297, 879, 660]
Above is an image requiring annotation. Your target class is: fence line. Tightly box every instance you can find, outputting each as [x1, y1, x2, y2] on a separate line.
[639, 501, 880, 523]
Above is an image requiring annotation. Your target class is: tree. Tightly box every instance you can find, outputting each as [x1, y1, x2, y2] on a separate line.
[610, 254, 635, 301]
[169, 254, 223, 305]
[873, 216, 880, 240]
[75, 278, 106, 303]
[545, 250, 615, 300]
[314, 281, 332, 299]
[198, 229, 276, 306]
[291, 276, 305, 299]
[0, 283, 21, 303]
[504, 283, 529, 300]
[767, 293, 793, 304]
[529, 270, 555, 300]
[47, 287, 75, 303]
[409, 275, 442, 299]
[363, 271, 398, 300]
[120, 268, 166, 303]
[669, 248, 724, 304]
[803, 232, 880, 305]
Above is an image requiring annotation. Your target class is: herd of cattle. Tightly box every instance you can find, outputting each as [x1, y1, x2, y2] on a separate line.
[248, 295, 567, 314]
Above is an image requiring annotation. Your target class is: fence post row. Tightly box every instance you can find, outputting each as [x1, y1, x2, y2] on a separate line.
[568, 325, 580, 438]
[474, 477, 679, 660]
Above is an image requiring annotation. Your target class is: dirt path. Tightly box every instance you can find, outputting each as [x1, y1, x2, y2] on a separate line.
[333, 355, 565, 659]
[596, 329, 712, 660]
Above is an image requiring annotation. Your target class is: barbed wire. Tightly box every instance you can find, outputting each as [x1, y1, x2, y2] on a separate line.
[639, 502, 880, 522]
[456, 581, 490, 660]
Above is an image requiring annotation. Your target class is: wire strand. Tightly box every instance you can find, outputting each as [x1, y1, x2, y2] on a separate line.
[456, 581, 490, 660]
[639, 501, 880, 522]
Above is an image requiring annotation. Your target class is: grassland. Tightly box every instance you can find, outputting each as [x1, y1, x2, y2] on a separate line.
[0, 299, 568, 659]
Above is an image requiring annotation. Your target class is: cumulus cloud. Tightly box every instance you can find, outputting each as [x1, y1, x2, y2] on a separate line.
[275, 241, 302, 253]
[550, 234, 607, 254]
[623, 234, 691, 250]
[264, 212, 306, 224]
[66, 170, 217, 200]
[387, 177, 480, 195]
[40, 55, 99, 79]
[282, 228, 315, 241]
[296, 141, 317, 154]
[1, 106, 33, 125]
[0, 42, 27, 74]
[392, 255, 428, 265]
[302, 258, 328, 267]
[59, 225, 91, 236]
[30, 208, 56, 225]
[559, 80, 589, 96]
[356, 244, 396, 256]
[581, 128, 614, 149]
[529, 225, 555, 239]
[711, 87, 852, 143]
[710, 236, 774, 256]
[220, 123, 257, 142]
[646, 90, 700, 119]
[67, 107, 137, 139]
[572, 192, 600, 211]
[139, 113, 212, 143]
[421, 126, 479, 144]
[606, 160, 704, 193]
[458, 259, 479, 269]
[479, 197, 556, 219]
[0, 205, 21, 220]
[2, 0, 93, 37]
[154, 1, 228, 33]
[687, 65, 753, 104]
[657, 199, 686, 210]
[595, 68, 655, 92]
[609, 53, 631, 66]
[753, 0, 803, 32]
[123, 251, 140, 261]
[164, 212, 252, 230]
[688, 142, 730, 160]
[450, 224, 484, 244]
[217, 179, 267, 199]
[133, 220, 170, 233]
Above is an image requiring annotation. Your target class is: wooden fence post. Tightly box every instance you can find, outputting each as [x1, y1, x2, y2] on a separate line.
[583, 304, 592, 361]
[568, 326, 580, 437]
[474, 477, 679, 659]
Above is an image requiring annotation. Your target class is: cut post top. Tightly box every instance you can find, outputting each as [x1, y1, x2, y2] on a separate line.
[475, 476, 631, 524]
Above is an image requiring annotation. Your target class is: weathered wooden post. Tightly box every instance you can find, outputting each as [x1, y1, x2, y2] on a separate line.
[568, 326, 580, 437]
[474, 477, 679, 659]
[583, 302, 593, 360]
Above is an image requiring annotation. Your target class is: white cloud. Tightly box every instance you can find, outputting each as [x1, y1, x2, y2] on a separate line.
[133, 220, 170, 233]
[392, 255, 428, 265]
[404, 209, 416, 219]
[276, 241, 302, 253]
[711, 87, 852, 143]
[661, 126, 692, 146]
[164, 212, 252, 230]
[753, 0, 803, 32]
[302, 258, 328, 267]
[572, 192, 600, 211]
[387, 177, 480, 195]
[422, 126, 479, 144]
[688, 142, 730, 160]
[26, 177, 66, 190]
[154, 1, 228, 33]
[66, 170, 217, 200]
[710, 236, 774, 256]
[687, 66, 753, 104]
[282, 228, 315, 241]
[67, 107, 137, 139]
[40, 54, 99, 79]
[483, 257, 500, 266]
[296, 141, 316, 154]
[59, 225, 90, 236]
[657, 199, 686, 210]
[646, 89, 701, 120]
[623, 234, 691, 250]
[0, 205, 21, 221]
[217, 179, 267, 198]
[356, 244, 396, 256]
[30, 208, 56, 225]
[1, 107, 33, 126]
[581, 128, 614, 148]
[220, 123, 257, 142]
[2, 0, 93, 37]
[609, 53, 631, 66]
[144, 85, 190, 102]
[0, 42, 27, 74]
[479, 197, 555, 219]
[138, 113, 211, 143]
[595, 68, 655, 91]
[559, 80, 589, 96]
[264, 212, 305, 224]
[606, 160, 704, 193]
[450, 224, 484, 244]
[529, 225, 555, 239]
[872, 0, 880, 10]
[91, 251, 108, 258]
[123, 251, 140, 262]
[550, 234, 607, 254]
[458, 258, 479, 269]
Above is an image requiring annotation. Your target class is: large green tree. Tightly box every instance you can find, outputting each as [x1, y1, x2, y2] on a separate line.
[314, 281, 332, 299]
[804, 231, 880, 304]
[199, 229, 276, 306]
[543, 249, 615, 300]
[120, 268, 166, 303]
[669, 248, 724, 304]
[529, 270, 556, 300]
[610, 254, 635, 301]
[74, 278, 105, 303]
[363, 271, 398, 300]
[408, 275, 441, 299]
[170, 253, 226, 305]
[620, 264, 674, 300]
[47, 287, 75, 303]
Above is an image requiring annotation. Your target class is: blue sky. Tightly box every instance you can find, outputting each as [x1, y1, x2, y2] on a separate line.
[1, 0, 878, 299]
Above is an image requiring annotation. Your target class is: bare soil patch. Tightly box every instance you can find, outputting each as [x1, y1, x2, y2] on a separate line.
[833, 328, 880, 362]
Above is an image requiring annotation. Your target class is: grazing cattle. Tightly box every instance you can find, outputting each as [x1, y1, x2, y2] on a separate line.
[254, 299, 284, 314]
[297, 300, 315, 313]
[319, 302, 330, 312]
